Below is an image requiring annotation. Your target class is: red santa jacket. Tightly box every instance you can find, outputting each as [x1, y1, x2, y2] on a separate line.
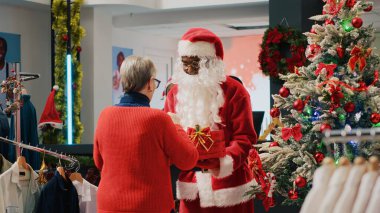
[164, 76, 258, 208]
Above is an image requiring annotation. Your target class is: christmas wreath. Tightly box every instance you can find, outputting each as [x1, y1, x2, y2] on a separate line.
[259, 25, 308, 78]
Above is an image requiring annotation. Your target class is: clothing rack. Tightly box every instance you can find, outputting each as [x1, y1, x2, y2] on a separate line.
[20, 72, 40, 82]
[323, 128, 380, 145]
[0, 136, 80, 172]
[2, 63, 40, 157]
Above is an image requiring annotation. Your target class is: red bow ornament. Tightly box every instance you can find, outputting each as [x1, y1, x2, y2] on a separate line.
[315, 63, 337, 78]
[348, 46, 372, 72]
[281, 124, 303, 141]
[188, 125, 214, 151]
[306, 44, 321, 60]
[323, 0, 344, 16]
[328, 84, 344, 112]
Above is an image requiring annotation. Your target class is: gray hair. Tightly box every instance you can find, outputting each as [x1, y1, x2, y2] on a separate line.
[120, 55, 157, 93]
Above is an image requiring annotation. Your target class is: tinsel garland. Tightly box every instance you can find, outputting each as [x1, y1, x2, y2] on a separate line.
[51, 0, 85, 144]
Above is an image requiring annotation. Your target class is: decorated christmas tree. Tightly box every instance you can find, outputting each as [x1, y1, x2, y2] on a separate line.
[255, 0, 380, 206]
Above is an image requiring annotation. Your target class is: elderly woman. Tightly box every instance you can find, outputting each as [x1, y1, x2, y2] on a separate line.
[94, 56, 198, 213]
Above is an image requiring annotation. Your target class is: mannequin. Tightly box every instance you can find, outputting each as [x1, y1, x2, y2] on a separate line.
[333, 157, 367, 213]
[352, 156, 379, 213]
[318, 157, 351, 213]
[300, 157, 335, 213]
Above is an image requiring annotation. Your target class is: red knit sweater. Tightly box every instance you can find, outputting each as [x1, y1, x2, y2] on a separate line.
[94, 107, 198, 213]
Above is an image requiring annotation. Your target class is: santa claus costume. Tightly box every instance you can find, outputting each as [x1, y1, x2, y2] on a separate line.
[164, 28, 258, 213]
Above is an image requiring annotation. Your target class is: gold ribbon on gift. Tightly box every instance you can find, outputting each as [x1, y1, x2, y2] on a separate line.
[188, 125, 214, 152]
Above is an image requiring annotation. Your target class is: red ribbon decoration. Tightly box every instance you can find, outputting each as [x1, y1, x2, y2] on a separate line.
[248, 149, 268, 194]
[323, 0, 344, 16]
[317, 70, 379, 92]
[315, 63, 337, 78]
[262, 173, 276, 211]
[187, 126, 214, 151]
[348, 46, 372, 72]
[281, 124, 303, 141]
[328, 84, 344, 112]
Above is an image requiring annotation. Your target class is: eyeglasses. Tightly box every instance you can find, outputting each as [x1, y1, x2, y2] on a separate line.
[154, 78, 161, 89]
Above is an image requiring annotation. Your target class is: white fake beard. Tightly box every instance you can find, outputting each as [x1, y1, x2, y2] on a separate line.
[172, 57, 226, 129]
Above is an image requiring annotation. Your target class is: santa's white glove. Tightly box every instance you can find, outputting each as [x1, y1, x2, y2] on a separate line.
[167, 112, 180, 125]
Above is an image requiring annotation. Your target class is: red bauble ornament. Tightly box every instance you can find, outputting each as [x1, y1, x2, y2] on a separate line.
[293, 99, 305, 112]
[314, 152, 325, 164]
[269, 141, 279, 147]
[352, 17, 363, 28]
[336, 46, 344, 59]
[279, 87, 290, 98]
[325, 19, 335, 25]
[344, 102, 356, 113]
[76, 46, 82, 53]
[364, 5, 373, 12]
[270, 107, 281, 118]
[370, 113, 380, 124]
[310, 28, 317, 34]
[320, 123, 332, 133]
[346, 0, 356, 8]
[295, 176, 307, 188]
[62, 34, 69, 41]
[288, 189, 299, 200]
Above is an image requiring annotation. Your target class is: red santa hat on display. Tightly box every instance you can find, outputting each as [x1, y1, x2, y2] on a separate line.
[38, 85, 63, 129]
[178, 28, 224, 60]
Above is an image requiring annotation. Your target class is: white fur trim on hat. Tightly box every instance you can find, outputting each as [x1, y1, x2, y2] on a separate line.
[53, 85, 59, 91]
[38, 121, 63, 129]
[178, 40, 216, 57]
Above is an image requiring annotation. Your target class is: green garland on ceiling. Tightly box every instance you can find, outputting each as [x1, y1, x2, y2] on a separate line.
[51, 0, 85, 144]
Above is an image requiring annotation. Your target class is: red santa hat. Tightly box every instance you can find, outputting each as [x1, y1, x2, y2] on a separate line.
[38, 85, 63, 129]
[178, 28, 224, 59]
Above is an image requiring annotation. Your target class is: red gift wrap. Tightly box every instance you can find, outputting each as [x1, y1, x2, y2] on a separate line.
[187, 125, 226, 160]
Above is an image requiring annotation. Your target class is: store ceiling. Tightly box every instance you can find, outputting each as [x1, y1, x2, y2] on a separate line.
[110, 2, 269, 38]
[3, 0, 380, 38]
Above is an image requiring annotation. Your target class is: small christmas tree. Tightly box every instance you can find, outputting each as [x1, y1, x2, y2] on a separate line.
[255, 0, 380, 206]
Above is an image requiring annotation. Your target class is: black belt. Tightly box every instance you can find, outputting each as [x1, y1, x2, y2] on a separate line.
[190, 167, 209, 173]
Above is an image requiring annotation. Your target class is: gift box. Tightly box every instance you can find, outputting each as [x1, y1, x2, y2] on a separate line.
[187, 125, 226, 160]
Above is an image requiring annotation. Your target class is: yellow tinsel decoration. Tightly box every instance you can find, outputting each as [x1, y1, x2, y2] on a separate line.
[51, 0, 85, 144]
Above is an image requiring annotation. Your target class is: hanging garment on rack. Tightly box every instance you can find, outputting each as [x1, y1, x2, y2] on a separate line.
[365, 176, 380, 213]
[300, 159, 335, 213]
[8, 95, 40, 167]
[0, 154, 11, 174]
[36, 171, 80, 213]
[352, 170, 379, 213]
[73, 179, 98, 213]
[20, 95, 40, 170]
[0, 162, 40, 213]
[0, 111, 10, 159]
[318, 160, 351, 213]
[333, 159, 366, 213]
